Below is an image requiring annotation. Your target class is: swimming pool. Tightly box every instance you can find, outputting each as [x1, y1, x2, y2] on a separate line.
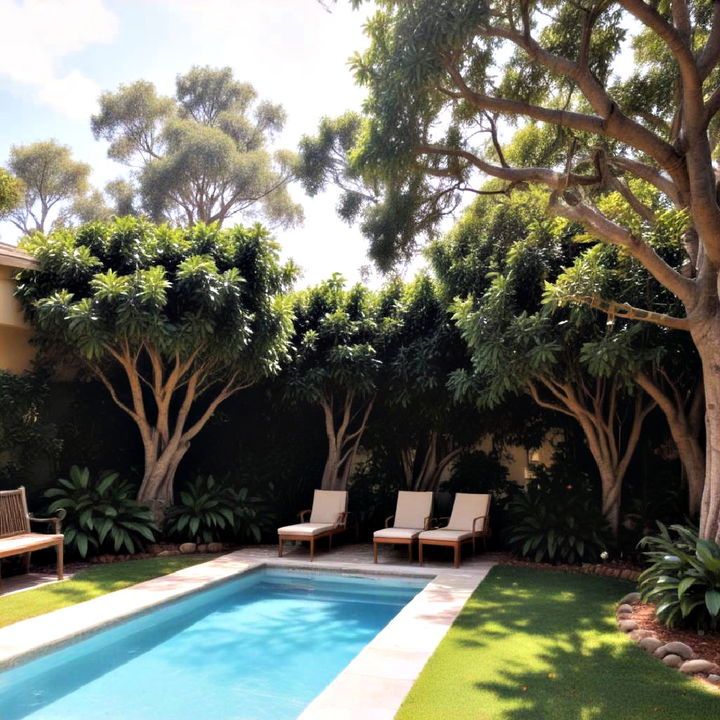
[0, 569, 427, 720]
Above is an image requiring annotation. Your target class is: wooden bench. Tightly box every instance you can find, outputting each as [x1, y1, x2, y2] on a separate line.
[0, 487, 65, 582]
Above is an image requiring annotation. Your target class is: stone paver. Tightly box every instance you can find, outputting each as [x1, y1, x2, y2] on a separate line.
[0, 543, 496, 718]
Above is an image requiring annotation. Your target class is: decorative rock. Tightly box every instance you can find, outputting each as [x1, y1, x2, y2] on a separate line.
[707, 674, 720, 685]
[179, 542, 197, 554]
[618, 619, 638, 632]
[661, 641, 693, 660]
[619, 592, 641, 605]
[157, 550, 173, 556]
[197, 544, 208, 553]
[617, 604, 634, 614]
[639, 637, 663, 653]
[207, 542, 223, 553]
[654, 645, 671, 659]
[679, 659, 719, 675]
[629, 629, 654, 641]
[662, 654, 684, 668]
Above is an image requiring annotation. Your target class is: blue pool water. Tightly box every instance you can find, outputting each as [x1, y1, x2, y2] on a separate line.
[0, 569, 426, 720]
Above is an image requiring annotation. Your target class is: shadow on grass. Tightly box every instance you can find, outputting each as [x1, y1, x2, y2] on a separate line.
[399, 566, 718, 720]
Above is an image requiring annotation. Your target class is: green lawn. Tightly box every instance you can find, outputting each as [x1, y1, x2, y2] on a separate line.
[397, 566, 719, 720]
[0, 555, 213, 629]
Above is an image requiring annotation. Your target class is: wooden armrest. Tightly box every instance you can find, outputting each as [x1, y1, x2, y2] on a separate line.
[299, 509, 311, 522]
[335, 511, 349, 528]
[472, 515, 487, 533]
[384, 514, 395, 528]
[29, 510, 65, 534]
[433, 516, 450, 529]
[423, 515, 433, 530]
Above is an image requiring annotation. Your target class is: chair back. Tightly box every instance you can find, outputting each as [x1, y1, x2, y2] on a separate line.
[446, 493, 490, 532]
[309, 490, 348, 524]
[394, 491, 433, 528]
[0, 487, 30, 538]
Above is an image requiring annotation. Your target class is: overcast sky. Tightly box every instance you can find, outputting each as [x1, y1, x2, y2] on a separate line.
[0, 0, 425, 286]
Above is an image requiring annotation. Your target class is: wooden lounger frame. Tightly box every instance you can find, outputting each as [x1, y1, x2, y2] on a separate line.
[373, 514, 432, 563]
[418, 514, 490, 569]
[277, 509, 349, 561]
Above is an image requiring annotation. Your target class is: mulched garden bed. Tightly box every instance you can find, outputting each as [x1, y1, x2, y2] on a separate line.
[632, 602, 720, 668]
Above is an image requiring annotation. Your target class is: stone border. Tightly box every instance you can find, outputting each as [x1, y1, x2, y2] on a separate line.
[500, 557, 641, 581]
[615, 592, 720, 687]
[0, 551, 495, 720]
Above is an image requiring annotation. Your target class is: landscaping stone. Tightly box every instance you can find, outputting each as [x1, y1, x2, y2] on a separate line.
[197, 544, 208, 553]
[661, 641, 693, 660]
[639, 637, 663, 653]
[619, 592, 641, 605]
[662, 654, 683, 668]
[157, 550, 176, 556]
[654, 645, 670, 659]
[679, 659, 719, 674]
[629, 629, 654, 641]
[616, 603, 634, 614]
[708, 674, 720, 685]
[207, 542, 223, 553]
[179, 542, 197, 554]
[618, 619, 638, 632]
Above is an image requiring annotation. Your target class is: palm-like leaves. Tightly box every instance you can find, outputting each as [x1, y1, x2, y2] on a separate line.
[638, 523, 720, 631]
[45, 465, 157, 558]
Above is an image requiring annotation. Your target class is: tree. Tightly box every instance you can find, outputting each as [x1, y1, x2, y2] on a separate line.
[0, 168, 23, 218]
[341, 0, 720, 541]
[15, 217, 294, 514]
[92, 67, 303, 228]
[6, 141, 91, 234]
[440, 190, 658, 533]
[285, 275, 389, 491]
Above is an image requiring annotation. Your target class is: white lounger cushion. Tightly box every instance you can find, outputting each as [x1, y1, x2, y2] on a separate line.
[393, 491, 433, 529]
[446, 493, 490, 531]
[277, 523, 336, 536]
[309, 490, 348, 524]
[373, 527, 422, 541]
[419, 528, 472, 542]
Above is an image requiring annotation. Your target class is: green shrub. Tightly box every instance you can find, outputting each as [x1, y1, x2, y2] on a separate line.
[506, 464, 610, 564]
[638, 523, 720, 632]
[44, 466, 157, 558]
[166, 475, 274, 544]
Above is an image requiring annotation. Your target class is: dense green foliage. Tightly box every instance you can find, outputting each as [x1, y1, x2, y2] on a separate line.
[638, 523, 720, 632]
[16, 217, 294, 508]
[45, 466, 156, 558]
[0, 371, 59, 488]
[507, 465, 610, 564]
[0, 167, 22, 216]
[91, 67, 302, 228]
[397, 567, 717, 720]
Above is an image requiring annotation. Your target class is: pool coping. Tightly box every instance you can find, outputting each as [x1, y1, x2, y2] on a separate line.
[0, 552, 495, 719]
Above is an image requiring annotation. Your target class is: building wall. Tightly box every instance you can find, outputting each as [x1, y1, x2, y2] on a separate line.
[0, 265, 34, 373]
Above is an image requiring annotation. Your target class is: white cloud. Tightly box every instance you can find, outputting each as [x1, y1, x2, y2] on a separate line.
[0, 0, 118, 119]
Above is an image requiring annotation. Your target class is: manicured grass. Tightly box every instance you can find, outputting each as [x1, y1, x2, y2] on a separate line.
[397, 566, 719, 720]
[0, 555, 214, 629]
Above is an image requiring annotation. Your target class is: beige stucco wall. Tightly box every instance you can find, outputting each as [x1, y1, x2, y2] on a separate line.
[0, 262, 35, 372]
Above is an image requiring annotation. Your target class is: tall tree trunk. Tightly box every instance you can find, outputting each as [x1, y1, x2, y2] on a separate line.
[635, 373, 705, 516]
[695, 326, 720, 542]
[401, 432, 465, 492]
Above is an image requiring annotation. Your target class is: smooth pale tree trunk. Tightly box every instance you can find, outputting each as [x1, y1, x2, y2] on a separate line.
[528, 378, 656, 536]
[635, 373, 705, 516]
[319, 393, 374, 491]
[400, 431, 464, 492]
[695, 327, 720, 543]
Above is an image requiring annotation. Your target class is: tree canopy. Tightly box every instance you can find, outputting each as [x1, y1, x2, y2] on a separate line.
[16, 217, 294, 512]
[91, 66, 303, 229]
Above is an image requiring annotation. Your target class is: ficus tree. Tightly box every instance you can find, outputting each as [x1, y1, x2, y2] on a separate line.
[285, 275, 394, 491]
[92, 66, 303, 229]
[15, 217, 294, 514]
[333, 0, 720, 541]
[0, 168, 23, 218]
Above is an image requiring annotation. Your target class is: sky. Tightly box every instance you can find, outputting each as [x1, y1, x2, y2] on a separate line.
[0, 0, 425, 287]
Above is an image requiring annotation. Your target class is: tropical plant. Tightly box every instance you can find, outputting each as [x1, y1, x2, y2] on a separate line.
[506, 464, 610, 564]
[44, 466, 156, 558]
[17, 217, 294, 514]
[165, 475, 275, 544]
[638, 523, 720, 632]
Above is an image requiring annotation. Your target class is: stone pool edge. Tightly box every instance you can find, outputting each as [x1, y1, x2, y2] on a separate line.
[0, 552, 495, 719]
